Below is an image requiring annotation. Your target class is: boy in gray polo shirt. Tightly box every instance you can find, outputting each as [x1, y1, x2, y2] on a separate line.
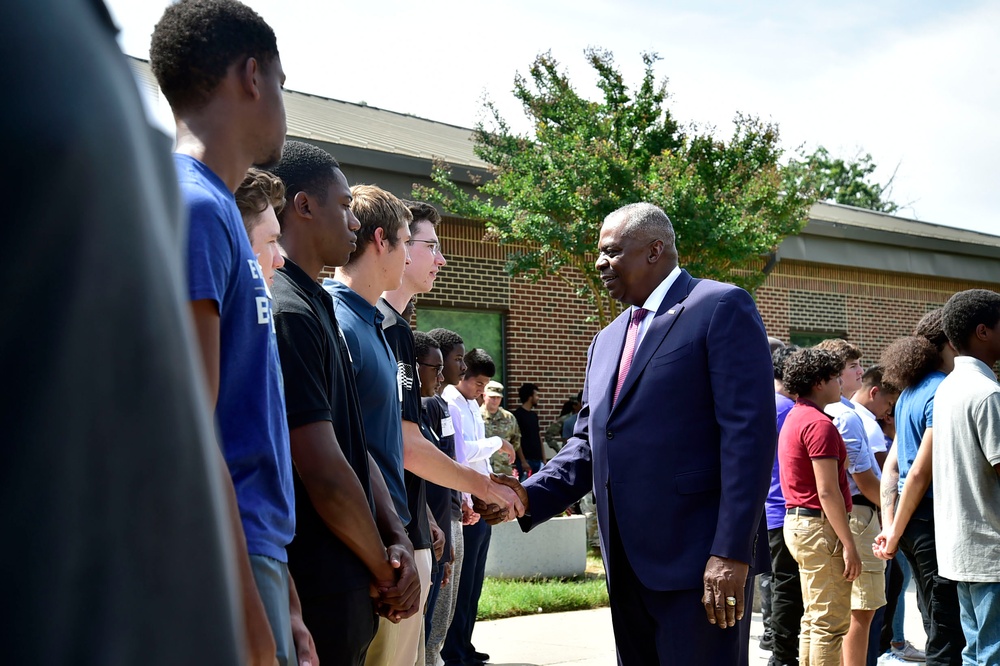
[935, 289, 1000, 666]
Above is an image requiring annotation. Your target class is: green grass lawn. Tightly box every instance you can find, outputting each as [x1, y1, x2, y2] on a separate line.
[476, 552, 609, 620]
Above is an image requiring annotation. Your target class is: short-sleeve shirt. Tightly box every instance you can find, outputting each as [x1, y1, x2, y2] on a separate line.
[852, 400, 887, 469]
[177, 154, 294, 562]
[778, 398, 852, 513]
[825, 396, 877, 497]
[765, 393, 796, 530]
[326, 280, 409, 525]
[377, 298, 431, 549]
[271, 259, 374, 595]
[932, 356, 1000, 582]
[420, 397, 455, 563]
[514, 407, 543, 460]
[896, 371, 946, 497]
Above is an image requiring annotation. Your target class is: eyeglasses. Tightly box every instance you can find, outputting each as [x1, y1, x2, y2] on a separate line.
[417, 362, 445, 374]
[406, 238, 441, 256]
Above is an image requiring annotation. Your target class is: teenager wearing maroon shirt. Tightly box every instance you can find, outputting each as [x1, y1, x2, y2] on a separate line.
[779, 348, 861, 666]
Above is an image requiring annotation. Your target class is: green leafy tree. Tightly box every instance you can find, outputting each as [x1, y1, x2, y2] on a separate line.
[784, 146, 899, 213]
[415, 49, 812, 327]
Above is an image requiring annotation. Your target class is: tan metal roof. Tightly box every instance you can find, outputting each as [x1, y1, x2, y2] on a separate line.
[128, 57, 485, 169]
[809, 201, 1000, 248]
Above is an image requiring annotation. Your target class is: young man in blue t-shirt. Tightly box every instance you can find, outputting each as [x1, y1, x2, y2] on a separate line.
[874, 310, 964, 665]
[150, 2, 312, 664]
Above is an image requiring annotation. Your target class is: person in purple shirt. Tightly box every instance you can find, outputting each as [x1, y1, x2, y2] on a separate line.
[765, 344, 801, 666]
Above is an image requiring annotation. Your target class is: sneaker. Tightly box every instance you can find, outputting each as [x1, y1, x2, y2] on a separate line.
[890, 641, 926, 662]
[758, 631, 774, 651]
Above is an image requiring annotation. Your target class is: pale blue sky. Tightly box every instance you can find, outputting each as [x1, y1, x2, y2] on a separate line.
[106, 0, 999, 236]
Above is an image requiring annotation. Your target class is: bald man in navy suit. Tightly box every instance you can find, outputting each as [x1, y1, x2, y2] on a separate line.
[477, 203, 775, 665]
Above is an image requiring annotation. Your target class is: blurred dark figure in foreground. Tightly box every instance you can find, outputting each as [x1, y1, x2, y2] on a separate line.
[2, 0, 241, 663]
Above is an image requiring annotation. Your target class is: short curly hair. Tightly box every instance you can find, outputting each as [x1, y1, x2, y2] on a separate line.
[772, 344, 800, 381]
[235, 168, 285, 237]
[427, 328, 464, 358]
[150, 0, 279, 113]
[413, 331, 440, 363]
[943, 289, 1000, 352]
[880, 336, 938, 390]
[913, 308, 949, 351]
[782, 348, 844, 397]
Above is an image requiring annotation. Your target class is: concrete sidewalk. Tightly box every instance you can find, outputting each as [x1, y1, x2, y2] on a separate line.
[472, 584, 926, 665]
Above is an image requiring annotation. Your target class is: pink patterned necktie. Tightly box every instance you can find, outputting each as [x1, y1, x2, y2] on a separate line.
[614, 307, 648, 404]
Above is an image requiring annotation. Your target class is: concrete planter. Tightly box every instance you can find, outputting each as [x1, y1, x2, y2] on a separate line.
[485, 514, 587, 579]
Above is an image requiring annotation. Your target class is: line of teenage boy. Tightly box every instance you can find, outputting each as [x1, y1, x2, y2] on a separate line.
[150, 3, 306, 664]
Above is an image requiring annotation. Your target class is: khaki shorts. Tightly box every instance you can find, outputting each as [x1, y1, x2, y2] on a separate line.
[848, 505, 887, 611]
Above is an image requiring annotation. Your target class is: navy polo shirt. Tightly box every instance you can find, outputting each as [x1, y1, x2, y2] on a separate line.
[325, 279, 409, 526]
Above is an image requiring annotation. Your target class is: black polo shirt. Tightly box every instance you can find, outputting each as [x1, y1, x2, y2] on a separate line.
[377, 298, 431, 550]
[421, 394, 459, 563]
[272, 259, 374, 595]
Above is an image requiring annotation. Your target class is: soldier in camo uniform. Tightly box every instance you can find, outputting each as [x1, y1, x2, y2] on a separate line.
[481, 381, 526, 475]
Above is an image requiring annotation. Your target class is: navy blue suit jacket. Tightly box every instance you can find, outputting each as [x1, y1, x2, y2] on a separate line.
[521, 270, 775, 591]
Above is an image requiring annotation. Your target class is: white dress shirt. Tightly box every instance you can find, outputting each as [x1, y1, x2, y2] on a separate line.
[633, 265, 682, 350]
[441, 384, 502, 475]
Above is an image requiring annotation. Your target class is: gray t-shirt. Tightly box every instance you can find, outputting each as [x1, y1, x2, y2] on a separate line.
[933, 356, 1000, 582]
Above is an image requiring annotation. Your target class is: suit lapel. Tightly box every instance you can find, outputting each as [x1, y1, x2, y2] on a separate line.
[611, 270, 695, 413]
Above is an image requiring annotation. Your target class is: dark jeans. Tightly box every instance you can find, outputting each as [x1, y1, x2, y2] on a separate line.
[425, 560, 447, 642]
[767, 527, 802, 666]
[441, 520, 491, 666]
[760, 571, 773, 636]
[898, 497, 965, 666]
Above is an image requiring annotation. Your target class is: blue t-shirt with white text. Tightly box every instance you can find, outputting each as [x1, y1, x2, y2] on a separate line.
[176, 154, 294, 561]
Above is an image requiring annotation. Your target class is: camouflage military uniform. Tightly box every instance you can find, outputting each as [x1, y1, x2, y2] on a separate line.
[481, 404, 521, 475]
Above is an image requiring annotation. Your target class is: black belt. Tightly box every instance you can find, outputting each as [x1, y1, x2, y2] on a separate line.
[852, 494, 878, 511]
[786, 507, 822, 518]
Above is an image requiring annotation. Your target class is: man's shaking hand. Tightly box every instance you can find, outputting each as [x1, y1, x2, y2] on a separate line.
[473, 473, 529, 524]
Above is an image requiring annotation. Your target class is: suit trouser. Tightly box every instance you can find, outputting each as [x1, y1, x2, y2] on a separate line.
[898, 497, 964, 666]
[441, 519, 490, 665]
[605, 494, 750, 666]
[768, 526, 803, 666]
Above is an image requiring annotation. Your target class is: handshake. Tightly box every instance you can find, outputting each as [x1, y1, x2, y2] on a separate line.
[473, 473, 530, 525]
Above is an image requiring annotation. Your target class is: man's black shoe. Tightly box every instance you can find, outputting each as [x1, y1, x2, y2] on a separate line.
[472, 651, 490, 662]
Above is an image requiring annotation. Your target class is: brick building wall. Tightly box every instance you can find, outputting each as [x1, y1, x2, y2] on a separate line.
[758, 260, 1000, 361]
